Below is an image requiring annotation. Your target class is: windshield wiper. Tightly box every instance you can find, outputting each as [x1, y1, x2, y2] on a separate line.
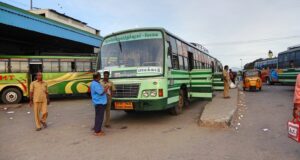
[114, 35, 122, 53]
[118, 41, 123, 53]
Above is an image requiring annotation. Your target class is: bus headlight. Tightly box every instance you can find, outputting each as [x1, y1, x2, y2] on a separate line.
[150, 90, 157, 97]
[142, 90, 149, 97]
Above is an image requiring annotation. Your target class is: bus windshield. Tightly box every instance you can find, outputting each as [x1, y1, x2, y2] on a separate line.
[100, 31, 164, 78]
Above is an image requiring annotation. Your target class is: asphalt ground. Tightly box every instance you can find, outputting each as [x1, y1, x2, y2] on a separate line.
[0, 85, 299, 160]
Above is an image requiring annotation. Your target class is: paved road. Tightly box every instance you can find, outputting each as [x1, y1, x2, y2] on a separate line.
[0, 85, 299, 160]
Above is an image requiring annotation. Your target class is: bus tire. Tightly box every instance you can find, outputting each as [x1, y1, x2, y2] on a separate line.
[1, 88, 22, 104]
[170, 90, 184, 115]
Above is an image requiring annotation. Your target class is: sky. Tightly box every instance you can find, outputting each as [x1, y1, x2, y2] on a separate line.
[2, 0, 300, 68]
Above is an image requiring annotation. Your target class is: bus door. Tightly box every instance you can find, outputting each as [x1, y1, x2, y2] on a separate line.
[29, 59, 43, 82]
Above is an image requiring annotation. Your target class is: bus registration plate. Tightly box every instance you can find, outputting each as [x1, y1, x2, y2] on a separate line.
[114, 102, 133, 110]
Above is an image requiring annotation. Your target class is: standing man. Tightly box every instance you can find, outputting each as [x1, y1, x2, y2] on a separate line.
[101, 71, 116, 128]
[29, 72, 49, 131]
[223, 65, 230, 99]
[90, 72, 107, 136]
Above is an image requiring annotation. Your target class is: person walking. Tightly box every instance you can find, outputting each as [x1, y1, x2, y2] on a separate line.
[101, 71, 116, 128]
[29, 72, 50, 131]
[90, 72, 108, 136]
[223, 65, 230, 98]
[229, 69, 236, 84]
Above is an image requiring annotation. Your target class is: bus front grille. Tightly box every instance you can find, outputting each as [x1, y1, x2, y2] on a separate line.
[113, 84, 140, 98]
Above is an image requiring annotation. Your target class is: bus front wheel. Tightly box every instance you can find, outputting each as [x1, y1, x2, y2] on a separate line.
[1, 88, 22, 104]
[170, 90, 184, 115]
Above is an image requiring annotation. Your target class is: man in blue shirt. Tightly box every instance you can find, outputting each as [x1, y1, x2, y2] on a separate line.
[90, 72, 108, 136]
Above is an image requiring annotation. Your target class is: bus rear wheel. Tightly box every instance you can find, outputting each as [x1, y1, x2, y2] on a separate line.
[1, 88, 22, 104]
[170, 90, 184, 115]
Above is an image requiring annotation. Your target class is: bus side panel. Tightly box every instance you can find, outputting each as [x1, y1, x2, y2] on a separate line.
[0, 73, 28, 96]
[213, 72, 224, 91]
[190, 69, 213, 99]
[167, 70, 190, 107]
[278, 69, 300, 85]
[43, 72, 93, 95]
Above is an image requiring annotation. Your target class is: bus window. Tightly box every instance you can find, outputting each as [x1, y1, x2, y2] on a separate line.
[182, 44, 188, 57]
[43, 59, 59, 72]
[76, 62, 84, 72]
[76, 61, 92, 72]
[0, 59, 9, 73]
[278, 54, 284, 68]
[289, 52, 295, 61]
[283, 54, 289, 68]
[60, 60, 73, 72]
[179, 56, 184, 70]
[167, 55, 172, 69]
[83, 62, 91, 71]
[183, 57, 188, 70]
[43, 62, 52, 72]
[296, 51, 300, 60]
[169, 36, 178, 54]
[296, 51, 300, 67]
[166, 41, 173, 70]
[172, 56, 179, 69]
[176, 40, 183, 56]
[10, 59, 28, 73]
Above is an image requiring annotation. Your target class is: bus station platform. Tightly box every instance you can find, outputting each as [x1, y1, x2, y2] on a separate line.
[199, 87, 239, 128]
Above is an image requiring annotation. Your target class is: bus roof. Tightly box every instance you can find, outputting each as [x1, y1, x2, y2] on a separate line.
[279, 46, 300, 55]
[103, 27, 220, 63]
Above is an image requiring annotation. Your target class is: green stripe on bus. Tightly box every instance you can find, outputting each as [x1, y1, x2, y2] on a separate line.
[167, 96, 179, 104]
[190, 92, 212, 98]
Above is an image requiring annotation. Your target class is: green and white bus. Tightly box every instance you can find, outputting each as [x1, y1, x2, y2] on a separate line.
[0, 55, 95, 104]
[278, 45, 300, 85]
[98, 28, 221, 114]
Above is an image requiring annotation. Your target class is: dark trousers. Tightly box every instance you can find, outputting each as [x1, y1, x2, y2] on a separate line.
[94, 104, 106, 133]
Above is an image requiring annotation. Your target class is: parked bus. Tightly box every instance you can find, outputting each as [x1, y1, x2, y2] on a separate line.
[98, 28, 221, 115]
[254, 58, 279, 84]
[254, 58, 277, 70]
[278, 45, 300, 85]
[0, 55, 95, 104]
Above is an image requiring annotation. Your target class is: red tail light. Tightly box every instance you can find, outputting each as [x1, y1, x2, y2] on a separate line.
[158, 89, 163, 97]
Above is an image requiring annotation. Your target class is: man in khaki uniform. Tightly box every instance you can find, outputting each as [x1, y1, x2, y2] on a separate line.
[29, 72, 50, 131]
[223, 65, 230, 98]
[101, 71, 116, 128]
